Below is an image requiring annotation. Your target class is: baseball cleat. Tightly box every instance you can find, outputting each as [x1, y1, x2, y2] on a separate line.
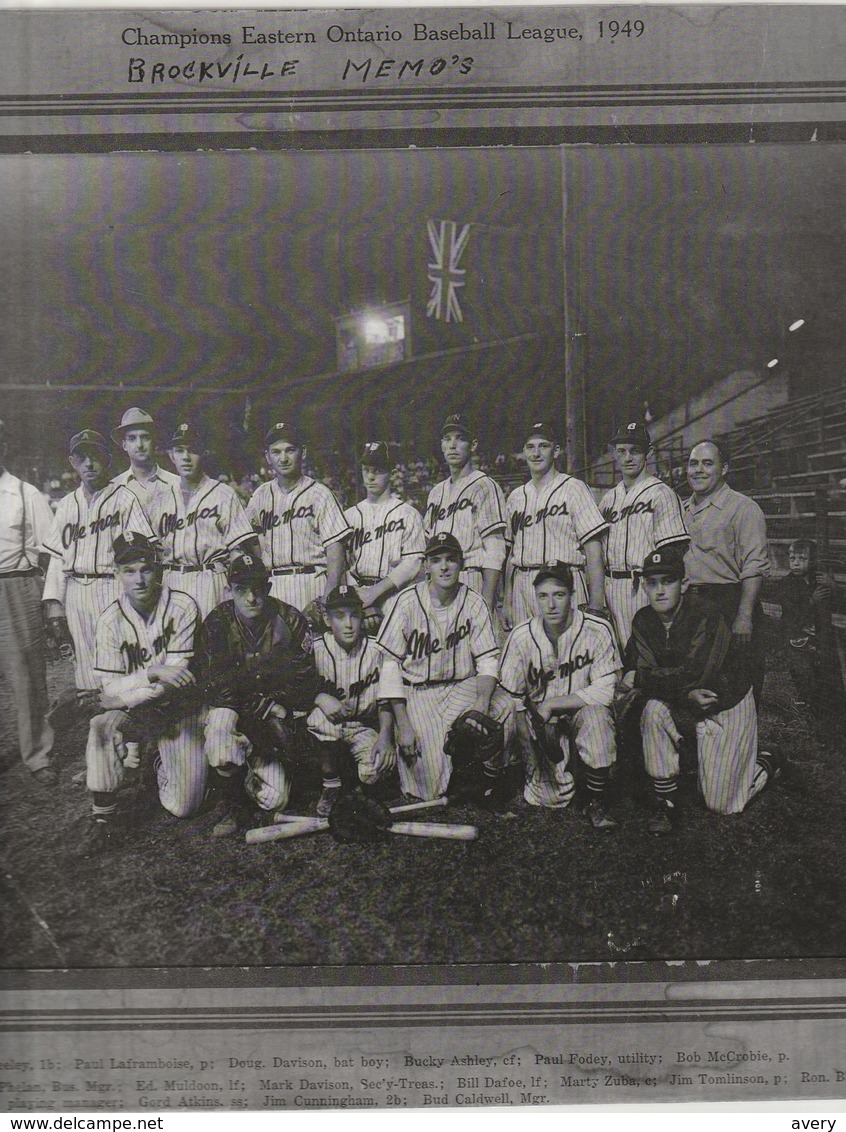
[74, 818, 119, 858]
[758, 750, 781, 783]
[586, 799, 619, 830]
[647, 800, 676, 836]
[316, 784, 343, 818]
[31, 766, 58, 787]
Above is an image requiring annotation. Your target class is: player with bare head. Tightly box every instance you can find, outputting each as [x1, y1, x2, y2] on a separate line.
[344, 441, 424, 633]
[375, 532, 514, 803]
[504, 420, 608, 628]
[599, 421, 688, 652]
[246, 421, 351, 615]
[424, 413, 506, 613]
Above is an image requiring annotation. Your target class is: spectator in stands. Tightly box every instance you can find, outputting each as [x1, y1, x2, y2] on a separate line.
[772, 539, 821, 706]
[683, 440, 769, 705]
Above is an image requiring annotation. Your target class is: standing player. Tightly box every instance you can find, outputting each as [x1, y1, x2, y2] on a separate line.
[344, 441, 424, 628]
[150, 422, 257, 618]
[621, 548, 778, 833]
[246, 421, 351, 612]
[599, 422, 688, 651]
[499, 564, 620, 826]
[375, 532, 514, 802]
[504, 421, 608, 627]
[0, 420, 56, 784]
[197, 553, 323, 833]
[307, 585, 396, 814]
[111, 407, 179, 505]
[683, 440, 769, 704]
[42, 430, 155, 693]
[424, 414, 506, 611]
[75, 533, 205, 856]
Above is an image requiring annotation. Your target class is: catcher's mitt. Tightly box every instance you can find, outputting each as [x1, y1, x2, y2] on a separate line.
[302, 598, 327, 632]
[523, 699, 567, 764]
[327, 791, 392, 844]
[362, 604, 384, 636]
[444, 710, 504, 769]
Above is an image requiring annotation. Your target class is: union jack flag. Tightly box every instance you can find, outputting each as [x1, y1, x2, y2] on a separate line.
[426, 218, 471, 323]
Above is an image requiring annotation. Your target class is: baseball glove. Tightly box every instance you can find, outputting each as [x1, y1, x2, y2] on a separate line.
[302, 598, 327, 632]
[327, 791, 391, 844]
[362, 604, 384, 636]
[444, 710, 504, 769]
[523, 698, 567, 764]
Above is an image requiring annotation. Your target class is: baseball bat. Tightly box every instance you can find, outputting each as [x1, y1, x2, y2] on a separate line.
[245, 797, 448, 844]
[389, 821, 478, 841]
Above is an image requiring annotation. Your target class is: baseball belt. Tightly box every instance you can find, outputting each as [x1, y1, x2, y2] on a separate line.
[352, 574, 381, 586]
[271, 565, 319, 576]
[165, 563, 217, 573]
[70, 571, 114, 580]
[403, 678, 457, 688]
[605, 569, 641, 579]
[0, 567, 41, 579]
[513, 563, 582, 572]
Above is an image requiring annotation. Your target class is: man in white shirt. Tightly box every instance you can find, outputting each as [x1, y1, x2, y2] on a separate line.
[110, 407, 179, 506]
[0, 420, 56, 784]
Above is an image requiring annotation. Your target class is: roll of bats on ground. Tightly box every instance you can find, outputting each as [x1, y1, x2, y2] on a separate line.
[244, 795, 477, 845]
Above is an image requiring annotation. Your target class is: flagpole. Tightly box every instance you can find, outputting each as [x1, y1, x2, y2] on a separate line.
[562, 150, 588, 477]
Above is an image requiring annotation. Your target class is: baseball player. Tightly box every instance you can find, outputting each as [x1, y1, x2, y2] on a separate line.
[147, 422, 257, 618]
[41, 430, 155, 693]
[683, 439, 769, 704]
[620, 548, 778, 834]
[499, 563, 621, 826]
[374, 532, 514, 802]
[111, 407, 179, 504]
[75, 533, 205, 856]
[0, 420, 56, 784]
[424, 413, 506, 611]
[504, 421, 608, 627]
[344, 441, 425, 629]
[599, 422, 689, 652]
[246, 421, 351, 612]
[307, 585, 396, 814]
[198, 552, 323, 833]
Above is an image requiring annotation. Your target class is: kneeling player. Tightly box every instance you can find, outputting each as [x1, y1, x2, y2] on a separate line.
[374, 532, 514, 802]
[76, 533, 205, 856]
[306, 586, 396, 815]
[199, 553, 323, 835]
[499, 564, 620, 827]
[621, 548, 778, 834]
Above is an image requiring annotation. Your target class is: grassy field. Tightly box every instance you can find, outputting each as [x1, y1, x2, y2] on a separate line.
[1, 646, 844, 968]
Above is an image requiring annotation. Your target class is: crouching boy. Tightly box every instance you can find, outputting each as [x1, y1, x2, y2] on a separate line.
[498, 563, 621, 827]
[306, 585, 396, 815]
[622, 548, 778, 834]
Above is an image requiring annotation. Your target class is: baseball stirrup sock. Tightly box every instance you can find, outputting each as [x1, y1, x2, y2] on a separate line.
[652, 776, 678, 803]
[586, 767, 611, 797]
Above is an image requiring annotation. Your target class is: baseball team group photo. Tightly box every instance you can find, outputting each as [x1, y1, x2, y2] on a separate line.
[1, 143, 844, 968]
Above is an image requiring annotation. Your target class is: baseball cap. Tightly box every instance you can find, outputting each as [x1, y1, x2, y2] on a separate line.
[523, 420, 558, 444]
[324, 584, 365, 612]
[168, 422, 206, 451]
[111, 407, 156, 445]
[533, 562, 575, 591]
[611, 421, 651, 450]
[69, 429, 110, 457]
[264, 421, 304, 448]
[423, 532, 464, 559]
[113, 532, 158, 566]
[440, 413, 472, 438]
[359, 441, 391, 470]
[641, 548, 685, 580]
[227, 553, 270, 586]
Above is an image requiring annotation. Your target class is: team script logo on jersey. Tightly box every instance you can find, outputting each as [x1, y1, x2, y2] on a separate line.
[254, 504, 315, 534]
[158, 504, 222, 537]
[408, 617, 472, 660]
[526, 650, 594, 695]
[61, 511, 123, 549]
[602, 499, 656, 524]
[427, 497, 473, 525]
[348, 666, 380, 699]
[510, 501, 570, 535]
[119, 617, 176, 673]
[351, 516, 406, 551]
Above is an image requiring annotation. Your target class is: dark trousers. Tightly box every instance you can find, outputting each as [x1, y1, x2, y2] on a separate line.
[688, 582, 766, 707]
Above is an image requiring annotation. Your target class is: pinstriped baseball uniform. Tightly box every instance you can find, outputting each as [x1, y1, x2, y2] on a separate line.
[41, 483, 155, 689]
[307, 631, 394, 785]
[499, 611, 620, 806]
[625, 594, 771, 814]
[344, 496, 425, 613]
[599, 474, 688, 651]
[375, 581, 514, 800]
[246, 476, 351, 610]
[505, 472, 608, 622]
[424, 469, 506, 595]
[147, 476, 254, 618]
[87, 585, 206, 817]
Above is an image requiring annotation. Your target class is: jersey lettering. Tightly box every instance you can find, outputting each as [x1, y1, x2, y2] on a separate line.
[348, 667, 380, 699]
[526, 650, 593, 691]
[510, 500, 570, 535]
[602, 499, 656, 524]
[427, 497, 473, 524]
[351, 516, 406, 551]
[62, 511, 122, 549]
[158, 504, 221, 537]
[118, 616, 177, 672]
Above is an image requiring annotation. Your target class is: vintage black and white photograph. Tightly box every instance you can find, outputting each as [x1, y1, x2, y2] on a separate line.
[0, 3, 844, 1112]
